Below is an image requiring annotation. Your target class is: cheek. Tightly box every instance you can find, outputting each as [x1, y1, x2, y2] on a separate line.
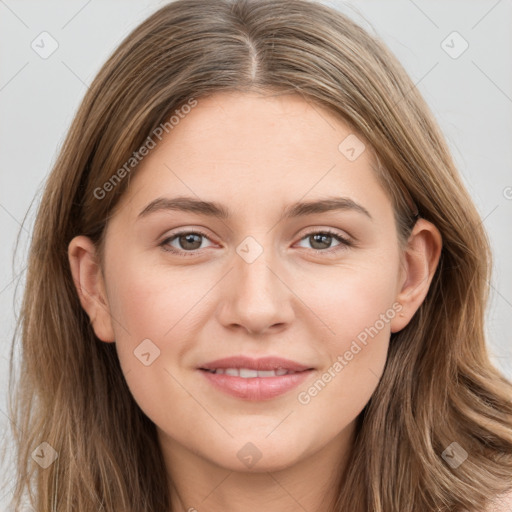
[294, 256, 398, 413]
[292, 336, 387, 454]
[300, 253, 400, 345]
[106, 255, 207, 342]
[104, 263, 195, 427]
[103, 257, 188, 382]
[293, 282, 393, 443]
[103, 253, 223, 411]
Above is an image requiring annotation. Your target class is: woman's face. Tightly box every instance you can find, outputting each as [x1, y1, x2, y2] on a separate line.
[75, 91, 416, 473]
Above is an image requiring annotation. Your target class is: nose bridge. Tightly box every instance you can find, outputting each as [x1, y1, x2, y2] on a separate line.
[219, 233, 293, 333]
[234, 233, 281, 301]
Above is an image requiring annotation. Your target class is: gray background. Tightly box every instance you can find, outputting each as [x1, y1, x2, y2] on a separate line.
[1, 0, 511, 508]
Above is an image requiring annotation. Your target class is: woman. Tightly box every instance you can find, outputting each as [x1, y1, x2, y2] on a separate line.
[6, 0, 512, 510]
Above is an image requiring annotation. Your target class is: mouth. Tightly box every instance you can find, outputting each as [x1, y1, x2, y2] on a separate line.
[199, 355, 312, 373]
[200, 367, 302, 377]
[198, 356, 314, 400]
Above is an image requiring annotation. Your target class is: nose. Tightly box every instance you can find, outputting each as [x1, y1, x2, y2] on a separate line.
[215, 241, 295, 336]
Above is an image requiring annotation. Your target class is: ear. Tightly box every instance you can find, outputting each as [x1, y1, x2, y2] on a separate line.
[390, 218, 442, 333]
[68, 235, 115, 342]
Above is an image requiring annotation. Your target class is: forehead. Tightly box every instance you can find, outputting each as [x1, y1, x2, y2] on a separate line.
[116, 91, 390, 222]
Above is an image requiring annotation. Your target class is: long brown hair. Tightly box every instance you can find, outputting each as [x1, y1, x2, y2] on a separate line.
[5, 0, 512, 510]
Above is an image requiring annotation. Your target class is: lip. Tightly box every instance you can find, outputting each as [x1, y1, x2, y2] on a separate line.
[199, 356, 312, 372]
[198, 356, 314, 401]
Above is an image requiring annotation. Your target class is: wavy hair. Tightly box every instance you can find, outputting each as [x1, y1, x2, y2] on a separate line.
[5, 0, 512, 510]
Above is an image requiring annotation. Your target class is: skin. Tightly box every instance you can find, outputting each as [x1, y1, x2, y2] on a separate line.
[69, 91, 442, 512]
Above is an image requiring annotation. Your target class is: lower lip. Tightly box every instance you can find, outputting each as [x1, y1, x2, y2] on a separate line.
[199, 369, 313, 401]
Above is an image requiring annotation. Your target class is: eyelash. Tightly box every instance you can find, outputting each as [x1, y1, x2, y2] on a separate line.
[160, 228, 353, 257]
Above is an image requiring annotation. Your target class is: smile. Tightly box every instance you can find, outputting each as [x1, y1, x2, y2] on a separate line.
[199, 366, 314, 402]
[202, 368, 298, 377]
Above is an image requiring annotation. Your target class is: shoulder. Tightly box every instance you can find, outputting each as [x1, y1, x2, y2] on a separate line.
[487, 490, 512, 512]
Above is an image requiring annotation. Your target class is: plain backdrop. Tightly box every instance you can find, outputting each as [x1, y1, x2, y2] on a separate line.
[1, 0, 511, 508]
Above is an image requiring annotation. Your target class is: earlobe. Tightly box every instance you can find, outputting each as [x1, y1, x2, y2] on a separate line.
[390, 219, 442, 333]
[68, 235, 115, 342]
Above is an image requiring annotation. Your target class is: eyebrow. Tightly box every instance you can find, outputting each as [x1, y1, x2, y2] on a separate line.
[138, 195, 372, 221]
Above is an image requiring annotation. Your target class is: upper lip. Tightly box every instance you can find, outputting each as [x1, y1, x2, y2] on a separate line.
[199, 356, 312, 372]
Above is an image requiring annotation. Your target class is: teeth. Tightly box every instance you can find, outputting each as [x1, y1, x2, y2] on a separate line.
[207, 368, 295, 378]
[239, 368, 258, 378]
[258, 370, 277, 377]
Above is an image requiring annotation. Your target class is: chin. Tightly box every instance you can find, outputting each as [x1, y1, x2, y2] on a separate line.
[204, 434, 314, 473]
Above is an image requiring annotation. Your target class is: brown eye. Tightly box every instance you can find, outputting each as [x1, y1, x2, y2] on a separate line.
[161, 230, 213, 255]
[296, 229, 352, 253]
[176, 233, 203, 250]
[309, 233, 335, 250]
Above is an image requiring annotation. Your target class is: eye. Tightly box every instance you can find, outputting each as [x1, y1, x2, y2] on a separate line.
[160, 230, 214, 256]
[295, 229, 352, 253]
[160, 228, 353, 257]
